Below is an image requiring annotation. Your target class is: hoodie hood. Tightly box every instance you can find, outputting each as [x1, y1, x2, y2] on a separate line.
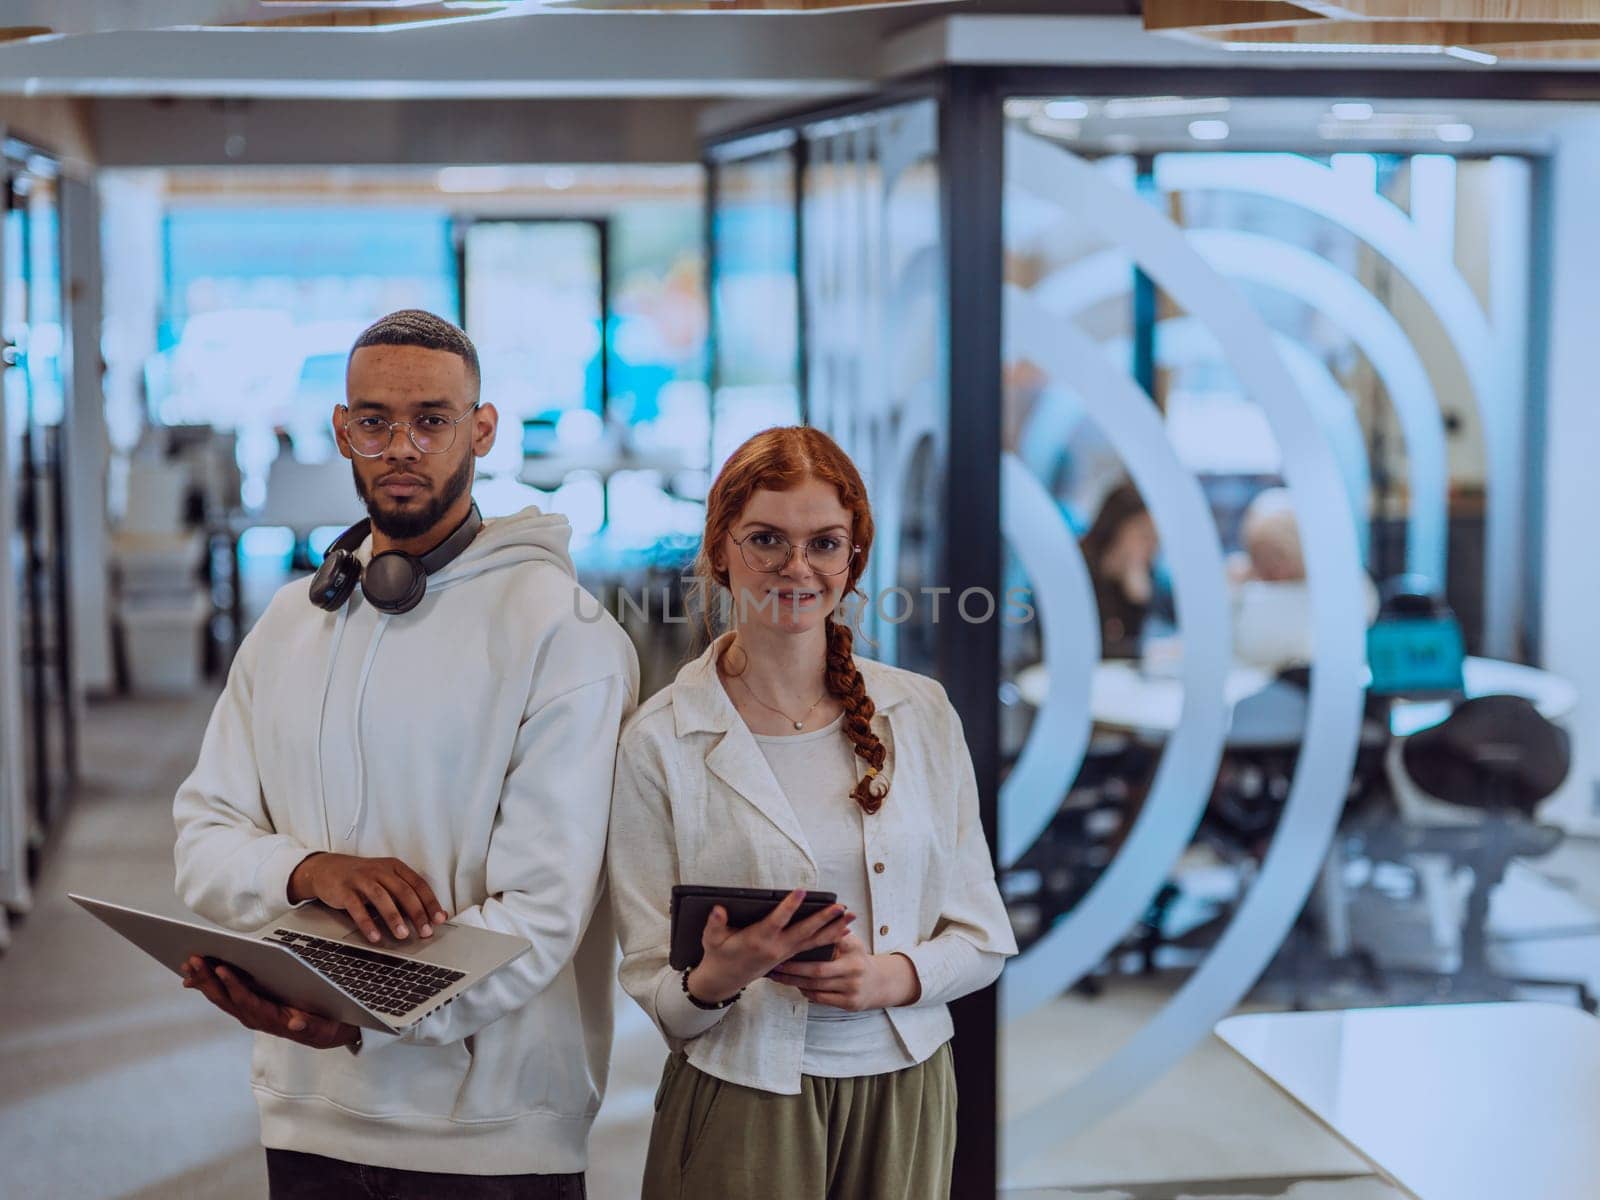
[411, 503, 576, 589]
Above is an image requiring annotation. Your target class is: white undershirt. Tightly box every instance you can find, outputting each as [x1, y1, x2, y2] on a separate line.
[752, 713, 917, 1078]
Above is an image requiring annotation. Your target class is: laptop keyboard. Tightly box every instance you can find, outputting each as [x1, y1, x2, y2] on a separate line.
[266, 929, 465, 1017]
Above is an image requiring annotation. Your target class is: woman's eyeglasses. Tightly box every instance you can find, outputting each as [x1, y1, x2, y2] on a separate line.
[730, 530, 858, 577]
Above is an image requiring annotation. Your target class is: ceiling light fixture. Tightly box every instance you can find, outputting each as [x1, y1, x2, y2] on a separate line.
[1316, 117, 1473, 142]
[1189, 119, 1231, 141]
[1103, 96, 1230, 119]
[436, 165, 513, 193]
[1220, 40, 1489, 58]
[1029, 115, 1084, 141]
[1044, 99, 1091, 120]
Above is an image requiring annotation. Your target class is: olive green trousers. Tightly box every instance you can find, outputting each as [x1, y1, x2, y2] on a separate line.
[641, 1042, 956, 1200]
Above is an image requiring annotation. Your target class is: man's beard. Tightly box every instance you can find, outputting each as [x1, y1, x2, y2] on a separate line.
[353, 451, 474, 541]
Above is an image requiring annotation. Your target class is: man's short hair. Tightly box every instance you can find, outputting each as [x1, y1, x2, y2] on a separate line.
[349, 309, 481, 391]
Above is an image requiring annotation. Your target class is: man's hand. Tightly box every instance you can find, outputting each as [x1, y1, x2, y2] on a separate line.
[181, 956, 359, 1051]
[767, 933, 922, 1011]
[288, 852, 448, 944]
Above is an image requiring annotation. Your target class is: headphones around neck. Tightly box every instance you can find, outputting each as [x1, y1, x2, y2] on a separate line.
[308, 503, 484, 616]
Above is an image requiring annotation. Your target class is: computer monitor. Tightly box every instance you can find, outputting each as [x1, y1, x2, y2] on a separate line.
[1366, 614, 1466, 698]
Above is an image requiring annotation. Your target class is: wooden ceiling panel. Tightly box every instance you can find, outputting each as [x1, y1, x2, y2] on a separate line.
[1296, 0, 1600, 18]
[1143, 1, 1327, 32]
[1489, 35, 1600, 50]
[254, 1, 500, 6]
[541, 0, 945, 10]
[1148, 0, 1600, 59]
[1193, 17, 1600, 41]
[223, 7, 504, 28]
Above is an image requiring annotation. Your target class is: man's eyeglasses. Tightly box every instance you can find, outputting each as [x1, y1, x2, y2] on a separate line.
[731, 530, 859, 577]
[340, 404, 478, 458]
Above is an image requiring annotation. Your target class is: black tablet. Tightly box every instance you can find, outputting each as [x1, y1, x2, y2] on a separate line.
[669, 885, 841, 971]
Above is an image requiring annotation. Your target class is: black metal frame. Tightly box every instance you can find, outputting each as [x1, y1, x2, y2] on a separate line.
[702, 62, 1563, 1198]
[936, 67, 1006, 1199]
[1521, 155, 1555, 664]
[1131, 156, 1159, 398]
[46, 421, 75, 799]
[984, 64, 1600, 103]
[793, 134, 810, 426]
[703, 153, 720, 479]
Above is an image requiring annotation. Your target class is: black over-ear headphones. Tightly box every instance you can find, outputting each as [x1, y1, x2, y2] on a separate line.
[308, 503, 484, 616]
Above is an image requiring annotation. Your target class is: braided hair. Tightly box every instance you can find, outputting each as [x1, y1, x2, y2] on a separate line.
[696, 426, 890, 814]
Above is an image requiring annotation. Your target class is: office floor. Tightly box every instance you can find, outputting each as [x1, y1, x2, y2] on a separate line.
[10, 687, 1596, 1198]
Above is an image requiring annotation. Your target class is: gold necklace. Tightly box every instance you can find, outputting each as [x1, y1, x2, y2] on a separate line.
[737, 674, 828, 731]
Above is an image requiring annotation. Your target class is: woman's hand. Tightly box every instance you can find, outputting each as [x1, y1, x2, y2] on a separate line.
[767, 933, 922, 1011]
[685, 888, 856, 1005]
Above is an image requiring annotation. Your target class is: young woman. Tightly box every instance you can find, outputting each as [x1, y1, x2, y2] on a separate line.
[607, 426, 1017, 1200]
[1079, 481, 1160, 660]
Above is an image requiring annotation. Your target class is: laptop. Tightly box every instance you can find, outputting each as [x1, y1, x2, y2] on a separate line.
[70, 894, 531, 1033]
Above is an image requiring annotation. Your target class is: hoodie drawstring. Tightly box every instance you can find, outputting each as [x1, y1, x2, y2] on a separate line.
[344, 612, 391, 843]
[313, 603, 351, 852]
[311, 507, 579, 845]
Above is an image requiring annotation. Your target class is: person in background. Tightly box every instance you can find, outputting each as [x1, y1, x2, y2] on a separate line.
[1080, 481, 1160, 659]
[607, 425, 1016, 1200]
[1229, 486, 1305, 586]
[1228, 486, 1376, 671]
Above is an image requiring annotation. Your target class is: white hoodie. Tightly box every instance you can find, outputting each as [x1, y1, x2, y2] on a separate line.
[173, 506, 638, 1176]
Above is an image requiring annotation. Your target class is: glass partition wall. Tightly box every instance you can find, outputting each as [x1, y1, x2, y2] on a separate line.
[998, 102, 1539, 1191]
[709, 98, 948, 668]
[706, 75, 1550, 1197]
[1, 138, 72, 947]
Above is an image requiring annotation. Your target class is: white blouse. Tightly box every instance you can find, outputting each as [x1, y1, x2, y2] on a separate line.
[752, 713, 918, 1078]
[607, 632, 1018, 1096]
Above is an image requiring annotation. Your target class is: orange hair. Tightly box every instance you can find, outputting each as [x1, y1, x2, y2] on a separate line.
[696, 426, 889, 813]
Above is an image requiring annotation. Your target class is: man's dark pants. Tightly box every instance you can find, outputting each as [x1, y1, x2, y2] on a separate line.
[266, 1148, 587, 1200]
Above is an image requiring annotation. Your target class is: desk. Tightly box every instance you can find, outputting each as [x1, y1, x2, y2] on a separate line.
[1014, 660, 1272, 739]
[1013, 657, 1577, 741]
[1216, 1002, 1600, 1199]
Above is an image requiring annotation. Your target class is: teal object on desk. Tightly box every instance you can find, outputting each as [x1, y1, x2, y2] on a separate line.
[1366, 615, 1466, 697]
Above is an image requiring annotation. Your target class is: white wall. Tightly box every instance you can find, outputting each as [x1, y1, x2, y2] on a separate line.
[99, 171, 164, 463]
[62, 175, 115, 698]
[1539, 116, 1600, 834]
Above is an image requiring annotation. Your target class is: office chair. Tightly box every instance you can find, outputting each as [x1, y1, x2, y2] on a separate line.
[1364, 694, 1597, 1013]
[1005, 669, 1329, 983]
[999, 733, 1153, 989]
[1187, 670, 1397, 1007]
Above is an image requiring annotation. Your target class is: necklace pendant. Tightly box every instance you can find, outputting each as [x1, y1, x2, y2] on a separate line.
[794, 720, 804, 730]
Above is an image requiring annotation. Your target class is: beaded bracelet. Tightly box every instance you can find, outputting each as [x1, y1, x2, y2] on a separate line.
[682, 965, 743, 1010]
